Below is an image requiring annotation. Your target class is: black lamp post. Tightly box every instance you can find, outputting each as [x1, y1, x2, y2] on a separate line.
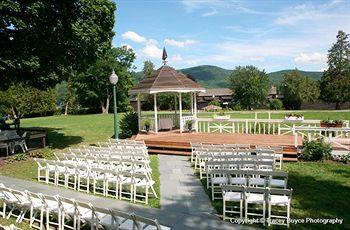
[109, 69, 119, 141]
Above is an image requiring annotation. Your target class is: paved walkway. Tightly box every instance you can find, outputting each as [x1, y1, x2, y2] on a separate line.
[0, 155, 252, 230]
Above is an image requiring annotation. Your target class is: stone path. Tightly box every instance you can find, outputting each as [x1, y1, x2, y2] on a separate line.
[0, 155, 253, 230]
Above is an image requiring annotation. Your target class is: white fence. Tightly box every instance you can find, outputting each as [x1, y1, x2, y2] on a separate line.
[196, 118, 325, 135]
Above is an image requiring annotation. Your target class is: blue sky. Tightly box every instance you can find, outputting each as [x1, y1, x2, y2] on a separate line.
[113, 0, 350, 72]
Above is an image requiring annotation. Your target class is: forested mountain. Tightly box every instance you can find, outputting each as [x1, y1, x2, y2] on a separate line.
[133, 65, 323, 88]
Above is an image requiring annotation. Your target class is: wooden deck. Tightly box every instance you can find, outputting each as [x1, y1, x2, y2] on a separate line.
[134, 130, 301, 161]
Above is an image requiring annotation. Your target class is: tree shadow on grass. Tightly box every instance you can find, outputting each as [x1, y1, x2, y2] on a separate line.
[286, 171, 350, 229]
[24, 127, 83, 149]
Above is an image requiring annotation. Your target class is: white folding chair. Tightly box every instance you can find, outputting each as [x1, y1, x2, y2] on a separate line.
[133, 173, 156, 204]
[75, 201, 95, 230]
[90, 168, 107, 196]
[132, 214, 170, 230]
[267, 188, 293, 227]
[247, 170, 267, 188]
[26, 191, 45, 230]
[33, 158, 47, 182]
[109, 209, 136, 229]
[58, 196, 77, 230]
[245, 187, 268, 225]
[105, 170, 120, 199]
[9, 189, 31, 223]
[268, 171, 288, 189]
[221, 185, 245, 220]
[76, 165, 90, 193]
[41, 194, 61, 230]
[119, 171, 135, 202]
[209, 169, 229, 200]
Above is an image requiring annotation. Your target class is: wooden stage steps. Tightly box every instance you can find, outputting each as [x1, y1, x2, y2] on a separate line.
[134, 131, 300, 162]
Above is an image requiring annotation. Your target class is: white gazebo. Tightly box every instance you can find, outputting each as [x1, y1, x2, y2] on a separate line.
[129, 63, 205, 133]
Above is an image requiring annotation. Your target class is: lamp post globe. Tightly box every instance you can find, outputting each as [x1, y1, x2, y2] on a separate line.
[110, 69, 119, 141]
[109, 69, 118, 85]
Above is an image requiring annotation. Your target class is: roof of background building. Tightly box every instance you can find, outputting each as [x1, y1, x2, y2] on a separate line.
[198, 88, 233, 97]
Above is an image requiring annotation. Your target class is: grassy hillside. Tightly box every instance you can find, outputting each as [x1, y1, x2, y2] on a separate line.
[133, 65, 323, 88]
[180, 65, 231, 88]
[269, 69, 323, 85]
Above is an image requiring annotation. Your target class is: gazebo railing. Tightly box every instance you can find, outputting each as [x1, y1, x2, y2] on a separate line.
[180, 115, 196, 132]
[140, 113, 191, 131]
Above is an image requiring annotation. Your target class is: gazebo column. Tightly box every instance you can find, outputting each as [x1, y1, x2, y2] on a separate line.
[137, 93, 141, 131]
[179, 92, 183, 133]
[194, 92, 198, 132]
[174, 94, 177, 127]
[190, 92, 194, 115]
[154, 93, 158, 133]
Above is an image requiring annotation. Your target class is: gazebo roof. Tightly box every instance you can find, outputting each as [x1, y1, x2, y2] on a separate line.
[129, 65, 206, 94]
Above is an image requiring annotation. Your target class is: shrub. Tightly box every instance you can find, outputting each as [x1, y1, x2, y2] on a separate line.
[302, 139, 332, 161]
[340, 154, 349, 164]
[209, 100, 221, 107]
[120, 109, 139, 139]
[231, 104, 242, 111]
[29, 148, 54, 158]
[6, 153, 27, 164]
[269, 99, 283, 110]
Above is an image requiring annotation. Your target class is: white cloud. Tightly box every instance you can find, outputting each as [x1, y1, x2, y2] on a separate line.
[140, 40, 162, 58]
[180, 0, 269, 15]
[202, 8, 218, 17]
[250, 57, 265, 62]
[121, 31, 146, 43]
[294, 52, 327, 64]
[275, 0, 349, 26]
[169, 54, 184, 63]
[164, 39, 199, 48]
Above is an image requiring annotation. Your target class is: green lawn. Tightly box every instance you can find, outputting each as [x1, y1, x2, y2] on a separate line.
[1, 112, 350, 229]
[201, 161, 350, 229]
[20, 114, 119, 149]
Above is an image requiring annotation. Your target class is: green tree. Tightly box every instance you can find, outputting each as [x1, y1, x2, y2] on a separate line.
[281, 70, 320, 109]
[142, 60, 155, 78]
[228, 66, 269, 109]
[320, 30, 350, 109]
[0, 85, 57, 118]
[0, 0, 116, 90]
[74, 47, 136, 114]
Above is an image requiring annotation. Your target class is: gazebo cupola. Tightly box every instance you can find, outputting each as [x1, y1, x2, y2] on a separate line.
[129, 48, 205, 133]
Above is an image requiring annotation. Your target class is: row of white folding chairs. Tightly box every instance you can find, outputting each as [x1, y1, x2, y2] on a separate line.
[221, 185, 292, 227]
[191, 143, 252, 162]
[195, 149, 282, 172]
[69, 146, 149, 158]
[194, 149, 258, 170]
[104, 139, 148, 149]
[205, 160, 276, 186]
[192, 144, 284, 170]
[54, 152, 151, 171]
[69, 146, 149, 159]
[34, 159, 157, 204]
[255, 146, 284, 169]
[108, 138, 146, 146]
[199, 156, 275, 179]
[70, 149, 149, 161]
[208, 169, 288, 200]
[0, 184, 169, 230]
[52, 155, 152, 179]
